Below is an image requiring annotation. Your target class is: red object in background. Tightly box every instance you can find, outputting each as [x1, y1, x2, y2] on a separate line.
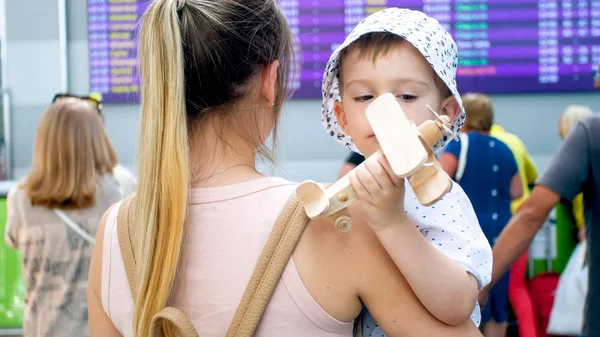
[527, 272, 561, 337]
[509, 251, 539, 337]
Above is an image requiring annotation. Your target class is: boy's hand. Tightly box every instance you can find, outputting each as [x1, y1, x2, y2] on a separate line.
[349, 152, 408, 231]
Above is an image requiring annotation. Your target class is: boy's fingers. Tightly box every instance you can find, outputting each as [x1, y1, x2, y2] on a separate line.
[364, 154, 394, 190]
[377, 153, 404, 188]
[349, 170, 372, 200]
[355, 162, 381, 193]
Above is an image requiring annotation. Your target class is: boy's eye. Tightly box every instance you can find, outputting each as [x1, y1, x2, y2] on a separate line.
[398, 94, 417, 102]
[353, 95, 374, 102]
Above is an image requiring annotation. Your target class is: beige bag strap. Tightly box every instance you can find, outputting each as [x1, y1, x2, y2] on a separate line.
[226, 193, 309, 337]
[117, 196, 137, 299]
[117, 192, 309, 337]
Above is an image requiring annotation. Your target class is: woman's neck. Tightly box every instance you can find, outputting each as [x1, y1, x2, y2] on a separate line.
[189, 131, 265, 188]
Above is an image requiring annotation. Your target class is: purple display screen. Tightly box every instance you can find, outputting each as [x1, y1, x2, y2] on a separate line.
[89, 0, 600, 103]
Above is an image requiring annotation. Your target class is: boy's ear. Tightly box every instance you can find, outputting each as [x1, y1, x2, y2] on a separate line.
[334, 101, 351, 136]
[439, 95, 462, 123]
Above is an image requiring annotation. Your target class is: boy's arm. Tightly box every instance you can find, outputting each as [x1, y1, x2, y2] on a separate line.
[385, 183, 491, 324]
[348, 154, 488, 325]
[408, 183, 493, 288]
[347, 211, 483, 336]
[372, 214, 480, 326]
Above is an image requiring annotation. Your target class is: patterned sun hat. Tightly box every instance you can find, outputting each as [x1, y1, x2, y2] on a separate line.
[321, 8, 465, 154]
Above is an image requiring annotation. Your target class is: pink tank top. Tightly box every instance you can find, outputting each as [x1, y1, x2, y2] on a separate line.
[101, 177, 354, 336]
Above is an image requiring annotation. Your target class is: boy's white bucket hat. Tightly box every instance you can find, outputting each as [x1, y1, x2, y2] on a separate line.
[321, 8, 465, 153]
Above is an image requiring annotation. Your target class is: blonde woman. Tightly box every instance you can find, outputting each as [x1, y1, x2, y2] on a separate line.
[88, 1, 485, 336]
[3, 95, 122, 337]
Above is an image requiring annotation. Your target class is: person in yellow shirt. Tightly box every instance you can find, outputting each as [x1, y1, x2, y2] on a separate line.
[573, 193, 585, 241]
[490, 125, 538, 213]
[489, 123, 539, 337]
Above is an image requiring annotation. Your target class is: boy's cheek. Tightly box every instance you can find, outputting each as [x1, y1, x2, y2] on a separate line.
[342, 112, 373, 140]
[343, 103, 367, 123]
[404, 105, 440, 126]
[404, 109, 431, 126]
[349, 111, 372, 133]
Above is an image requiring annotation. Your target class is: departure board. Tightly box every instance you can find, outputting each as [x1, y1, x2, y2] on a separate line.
[89, 0, 600, 102]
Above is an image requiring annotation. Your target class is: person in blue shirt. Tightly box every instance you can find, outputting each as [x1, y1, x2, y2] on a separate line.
[440, 93, 523, 337]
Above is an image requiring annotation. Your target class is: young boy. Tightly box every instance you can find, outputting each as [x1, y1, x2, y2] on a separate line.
[320, 8, 493, 336]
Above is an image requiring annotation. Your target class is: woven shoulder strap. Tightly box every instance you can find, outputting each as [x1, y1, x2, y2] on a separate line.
[117, 196, 137, 298]
[116, 192, 309, 337]
[225, 192, 309, 337]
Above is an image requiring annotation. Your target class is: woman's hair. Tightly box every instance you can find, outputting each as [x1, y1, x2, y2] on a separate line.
[462, 93, 494, 132]
[21, 98, 117, 209]
[559, 104, 593, 139]
[134, 0, 293, 335]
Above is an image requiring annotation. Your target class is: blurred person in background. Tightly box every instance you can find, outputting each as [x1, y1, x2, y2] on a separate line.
[440, 93, 523, 337]
[88, 93, 138, 196]
[112, 164, 137, 197]
[489, 119, 539, 337]
[480, 111, 600, 337]
[338, 151, 364, 178]
[3, 95, 122, 337]
[559, 105, 593, 242]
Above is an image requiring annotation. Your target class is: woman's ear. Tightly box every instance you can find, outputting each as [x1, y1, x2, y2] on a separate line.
[261, 60, 280, 107]
[334, 101, 351, 136]
[439, 96, 462, 123]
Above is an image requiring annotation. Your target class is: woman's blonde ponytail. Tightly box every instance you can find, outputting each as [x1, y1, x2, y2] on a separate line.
[134, 0, 189, 336]
[131, 0, 294, 335]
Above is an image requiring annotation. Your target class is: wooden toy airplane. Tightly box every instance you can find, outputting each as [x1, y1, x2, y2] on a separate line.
[296, 93, 458, 232]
